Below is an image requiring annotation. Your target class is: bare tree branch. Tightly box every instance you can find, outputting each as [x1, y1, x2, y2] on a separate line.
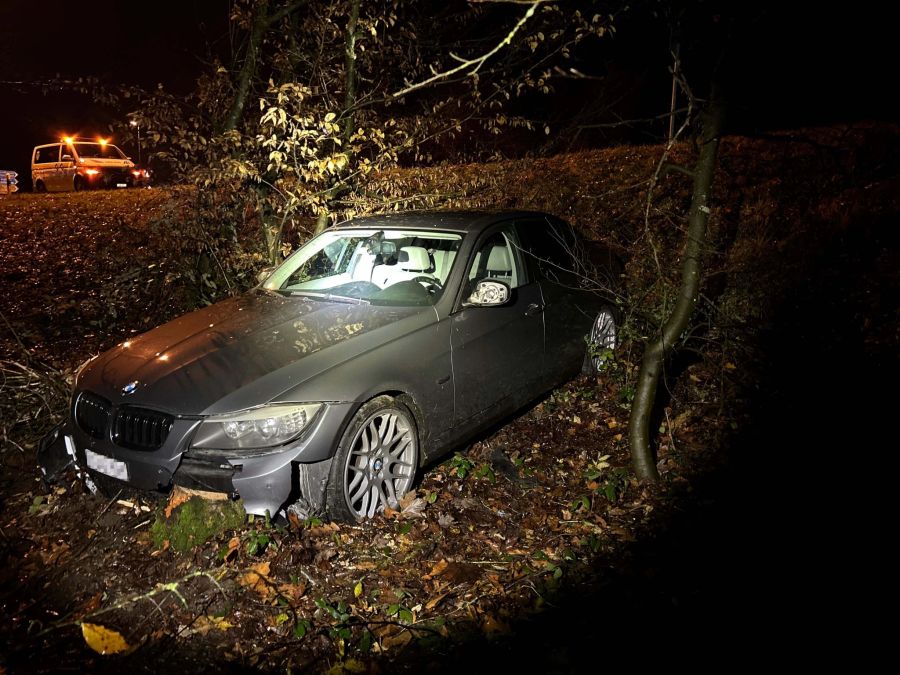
[391, 0, 547, 98]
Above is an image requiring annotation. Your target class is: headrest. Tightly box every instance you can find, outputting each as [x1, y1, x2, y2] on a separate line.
[486, 245, 511, 273]
[399, 246, 431, 271]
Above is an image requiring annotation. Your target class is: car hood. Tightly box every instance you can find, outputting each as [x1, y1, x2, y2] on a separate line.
[76, 292, 427, 415]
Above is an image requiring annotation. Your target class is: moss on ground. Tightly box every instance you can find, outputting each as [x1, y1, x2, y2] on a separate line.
[150, 496, 245, 553]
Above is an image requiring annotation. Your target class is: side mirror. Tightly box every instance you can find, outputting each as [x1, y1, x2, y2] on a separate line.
[257, 266, 276, 285]
[463, 280, 510, 307]
[61, 154, 73, 161]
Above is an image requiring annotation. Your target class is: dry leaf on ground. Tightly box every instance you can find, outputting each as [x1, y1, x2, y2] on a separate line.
[239, 561, 275, 599]
[81, 622, 131, 655]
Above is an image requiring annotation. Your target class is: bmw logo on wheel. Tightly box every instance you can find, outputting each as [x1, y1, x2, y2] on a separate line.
[121, 381, 140, 396]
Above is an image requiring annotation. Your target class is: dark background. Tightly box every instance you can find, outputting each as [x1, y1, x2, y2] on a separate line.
[0, 1, 895, 189]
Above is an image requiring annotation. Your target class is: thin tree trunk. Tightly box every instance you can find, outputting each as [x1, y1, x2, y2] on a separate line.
[342, 0, 360, 144]
[629, 91, 725, 482]
[222, 0, 270, 133]
[314, 0, 361, 236]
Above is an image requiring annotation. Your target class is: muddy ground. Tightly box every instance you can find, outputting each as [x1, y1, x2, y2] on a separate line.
[0, 127, 896, 671]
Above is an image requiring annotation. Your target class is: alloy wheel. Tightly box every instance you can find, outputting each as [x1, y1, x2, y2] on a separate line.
[342, 408, 417, 518]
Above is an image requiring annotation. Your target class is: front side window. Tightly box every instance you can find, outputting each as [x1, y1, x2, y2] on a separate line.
[263, 228, 462, 306]
[463, 226, 524, 299]
[34, 146, 59, 164]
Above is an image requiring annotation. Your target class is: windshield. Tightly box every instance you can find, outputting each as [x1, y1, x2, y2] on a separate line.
[71, 143, 126, 159]
[263, 228, 463, 306]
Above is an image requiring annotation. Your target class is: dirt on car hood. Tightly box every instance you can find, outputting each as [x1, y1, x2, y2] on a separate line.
[75, 291, 425, 415]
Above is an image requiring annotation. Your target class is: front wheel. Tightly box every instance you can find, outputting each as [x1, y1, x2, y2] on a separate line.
[583, 306, 618, 375]
[73, 176, 85, 192]
[325, 396, 419, 522]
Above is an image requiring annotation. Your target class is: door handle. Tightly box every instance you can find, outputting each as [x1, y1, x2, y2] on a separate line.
[524, 303, 544, 317]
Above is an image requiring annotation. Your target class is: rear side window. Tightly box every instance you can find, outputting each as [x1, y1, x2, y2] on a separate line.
[516, 218, 580, 285]
[34, 146, 59, 164]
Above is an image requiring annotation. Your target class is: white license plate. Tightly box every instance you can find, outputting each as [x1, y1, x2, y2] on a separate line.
[116, 183, 127, 188]
[85, 448, 129, 481]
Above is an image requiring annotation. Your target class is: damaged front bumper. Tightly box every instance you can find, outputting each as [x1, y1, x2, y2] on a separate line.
[37, 402, 354, 517]
[37, 422, 73, 481]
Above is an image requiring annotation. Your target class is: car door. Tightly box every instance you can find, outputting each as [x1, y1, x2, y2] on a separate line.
[59, 144, 77, 190]
[516, 217, 592, 383]
[450, 224, 545, 425]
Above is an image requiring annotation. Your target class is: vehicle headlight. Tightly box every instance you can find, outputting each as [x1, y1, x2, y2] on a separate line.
[191, 403, 322, 450]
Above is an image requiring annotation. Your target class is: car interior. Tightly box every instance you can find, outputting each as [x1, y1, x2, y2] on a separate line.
[274, 230, 462, 304]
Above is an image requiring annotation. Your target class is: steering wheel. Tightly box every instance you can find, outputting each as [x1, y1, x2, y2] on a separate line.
[413, 275, 443, 293]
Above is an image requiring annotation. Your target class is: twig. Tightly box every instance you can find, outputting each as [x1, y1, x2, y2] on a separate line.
[93, 489, 124, 523]
[34, 569, 229, 637]
[391, 1, 547, 98]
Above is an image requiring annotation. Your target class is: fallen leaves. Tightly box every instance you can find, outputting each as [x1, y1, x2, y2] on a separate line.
[189, 615, 235, 636]
[374, 627, 412, 652]
[399, 491, 427, 518]
[239, 561, 307, 604]
[278, 581, 308, 603]
[223, 536, 241, 563]
[423, 559, 449, 580]
[38, 540, 70, 566]
[80, 623, 131, 655]
[424, 590, 450, 610]
[240, 561, 275, 599]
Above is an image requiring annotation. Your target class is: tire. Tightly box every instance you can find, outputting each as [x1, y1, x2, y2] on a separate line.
[325, 395, 419, 522]
[34, 180, 46, 193]
[582, 306, 618, 375]
[73, 176, 85, 192]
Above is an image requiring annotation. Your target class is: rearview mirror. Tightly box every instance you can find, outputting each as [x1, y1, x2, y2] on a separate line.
[463, 280, 510, 307]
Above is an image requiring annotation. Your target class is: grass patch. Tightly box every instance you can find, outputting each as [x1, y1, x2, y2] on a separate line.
[150, 496, 245, 553]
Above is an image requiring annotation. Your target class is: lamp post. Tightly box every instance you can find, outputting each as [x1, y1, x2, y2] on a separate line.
[129, 119, 142, 166]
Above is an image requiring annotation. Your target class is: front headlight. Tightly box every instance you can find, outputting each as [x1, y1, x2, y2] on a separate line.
[191, 403, 322, 450]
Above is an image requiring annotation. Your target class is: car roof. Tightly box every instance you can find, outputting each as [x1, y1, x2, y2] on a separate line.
[331, 210, 554, 234]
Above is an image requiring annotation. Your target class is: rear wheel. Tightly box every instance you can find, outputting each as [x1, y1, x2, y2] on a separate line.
[583, 306, 618, 375]
[325, 396, 419, 522]
[34, 180, 46, 193]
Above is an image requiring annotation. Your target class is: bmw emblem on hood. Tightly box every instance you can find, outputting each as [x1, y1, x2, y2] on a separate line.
[122, 381, 139, 396]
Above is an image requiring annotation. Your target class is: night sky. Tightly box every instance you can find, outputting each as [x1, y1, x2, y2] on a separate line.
[0, 1, 894, 187]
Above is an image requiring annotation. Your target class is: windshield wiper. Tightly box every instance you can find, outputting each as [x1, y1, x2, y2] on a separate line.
[287, 291, 370, 305]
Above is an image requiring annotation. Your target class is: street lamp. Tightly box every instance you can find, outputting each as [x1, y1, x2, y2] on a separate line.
[129, 119, 142, 166]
